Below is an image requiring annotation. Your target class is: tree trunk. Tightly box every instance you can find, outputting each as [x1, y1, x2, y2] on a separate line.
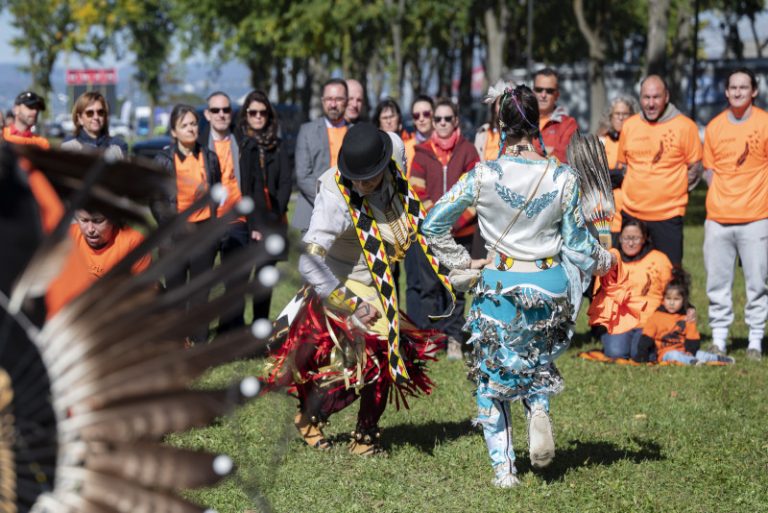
[669, 2, 693, 109]
[644, 0, 671, 76]
[385, 0, 405, 101]
[276, 59, 285, 103]
[459, 31, 475, 109]
[748, 14, 762, 59]
[483, 0, 509, 85]
[573, 0, 606, 133]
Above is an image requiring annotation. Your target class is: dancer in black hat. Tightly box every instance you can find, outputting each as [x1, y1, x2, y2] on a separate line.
[264, 123, 454, 456]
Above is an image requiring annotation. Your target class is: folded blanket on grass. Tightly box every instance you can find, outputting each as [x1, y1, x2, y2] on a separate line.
[577, 350, 730, 366]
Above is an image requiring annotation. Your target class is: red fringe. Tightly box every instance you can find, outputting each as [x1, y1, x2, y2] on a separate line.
[264, 294, 446, 409]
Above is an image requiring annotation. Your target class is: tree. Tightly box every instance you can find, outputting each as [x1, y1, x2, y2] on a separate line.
[4, 0, 107, 104]
[573, 0, 608, 132]
[645, 0, 671, 76]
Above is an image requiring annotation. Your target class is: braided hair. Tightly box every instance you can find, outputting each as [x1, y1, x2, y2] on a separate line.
[497, 85, 543, 157]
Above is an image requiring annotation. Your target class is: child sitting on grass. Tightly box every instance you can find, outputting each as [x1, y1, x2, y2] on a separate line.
[636, 268, 735, 365]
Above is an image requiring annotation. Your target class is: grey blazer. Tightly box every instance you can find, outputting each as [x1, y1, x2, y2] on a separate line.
[291, 118, 331, 232]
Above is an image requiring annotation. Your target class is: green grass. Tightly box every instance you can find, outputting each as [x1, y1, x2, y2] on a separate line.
[173, 188, 767, 513]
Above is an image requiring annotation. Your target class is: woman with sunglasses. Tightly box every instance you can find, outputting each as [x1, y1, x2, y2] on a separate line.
[152, 104, 222, 344]
[61, 91, 127, 159]
[421, 84, 613, 487]
[235, 91, 292, 317]
[411, 97, 480, 360]
[588, 218, 673, 361]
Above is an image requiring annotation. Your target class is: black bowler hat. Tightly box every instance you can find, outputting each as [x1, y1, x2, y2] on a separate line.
[14, 91, 46, 111]
[338, 123, 392, 181]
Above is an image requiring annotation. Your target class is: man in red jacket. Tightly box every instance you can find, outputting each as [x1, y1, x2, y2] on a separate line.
[411, 97, 480, 359]
[532, 68, 578, 163]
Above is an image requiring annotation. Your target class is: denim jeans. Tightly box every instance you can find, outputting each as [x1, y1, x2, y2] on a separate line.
[663, 350, 731, 365]
[601, 328, 644, 360]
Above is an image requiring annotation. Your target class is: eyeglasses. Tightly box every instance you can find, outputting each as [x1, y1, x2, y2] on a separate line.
[379, 113, 398, 121]
[412, 111, 432, 121]
[247, 109, 268, 118]
[83, 108, 106, 118]
[533, 87, 557, 95]
[322, 96, 346, 104]
[434, 115, 454, 124]
[208, 107, 232, 114]
[620, 236, 643, 243]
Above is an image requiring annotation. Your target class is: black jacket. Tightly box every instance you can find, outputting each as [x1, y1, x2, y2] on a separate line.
[238, 135, 291, 234]
[151, 143, 222, 225]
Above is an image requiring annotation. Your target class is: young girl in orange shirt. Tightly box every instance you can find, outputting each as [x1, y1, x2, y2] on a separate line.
[636, 269, 735, 365]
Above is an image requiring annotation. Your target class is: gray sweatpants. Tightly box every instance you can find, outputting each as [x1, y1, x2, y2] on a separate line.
[703, 219, 768, 349]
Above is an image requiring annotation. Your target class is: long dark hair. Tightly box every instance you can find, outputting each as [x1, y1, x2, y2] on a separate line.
[618, 218, 653, 261]
[664, 267, 692, 312]
[236, 90, 278, 147]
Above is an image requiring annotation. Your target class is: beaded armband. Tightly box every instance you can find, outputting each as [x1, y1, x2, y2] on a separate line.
[324, 286, 363, 314]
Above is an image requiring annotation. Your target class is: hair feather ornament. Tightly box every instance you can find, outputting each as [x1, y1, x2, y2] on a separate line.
[566, 133, 616, 248]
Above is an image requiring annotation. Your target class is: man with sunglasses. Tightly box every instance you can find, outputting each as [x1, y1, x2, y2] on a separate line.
[2, 91, 49, 149]
[616, 75, 702, 267]
[201, 91, 249, 335]
[532, 68, 578, 163]
[411, 97, 480, 359]
[292, 78, 349, 234]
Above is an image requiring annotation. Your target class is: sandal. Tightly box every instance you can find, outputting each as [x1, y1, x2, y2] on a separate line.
[348, 428, 385, 457]
[294, 411, 332, 450]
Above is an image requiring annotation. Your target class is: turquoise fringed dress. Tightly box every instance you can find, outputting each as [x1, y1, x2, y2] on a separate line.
[422, 155, 611, 478]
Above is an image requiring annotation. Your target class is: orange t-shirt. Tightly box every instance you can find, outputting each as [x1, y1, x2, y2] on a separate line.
[617, 113, 702, 221]
[212, 139, 245, 221]
[174, 150, 211, 222]
[327, 126, 347, 169]
[600, 135, 623, 232]
[703, 107, 768, 224]
[483, 130, 501, 161]
[46, 224, 151, 318]
[589, 249, 673, 330]
[405, 137, 417, 179]
[642, 309, 700, 360]
[2, 126, 50, 149]
[69, 223, 151, 278]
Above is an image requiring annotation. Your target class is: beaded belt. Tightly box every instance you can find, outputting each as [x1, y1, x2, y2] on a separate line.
[493, 253, 559, 272]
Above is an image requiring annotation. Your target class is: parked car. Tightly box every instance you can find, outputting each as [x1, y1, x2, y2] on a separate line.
[44, 121, 65, 139]
[110, 117, 132, 138]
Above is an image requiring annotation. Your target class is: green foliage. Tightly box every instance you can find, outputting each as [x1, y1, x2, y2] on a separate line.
[168, 187, 767, 512]
[5, 0, 108, 97]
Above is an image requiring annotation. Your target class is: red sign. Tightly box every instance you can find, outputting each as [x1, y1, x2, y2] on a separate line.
[65, 68, 118, 86]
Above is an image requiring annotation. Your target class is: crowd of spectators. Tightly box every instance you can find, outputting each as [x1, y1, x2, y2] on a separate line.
[3, 65, 765, 360]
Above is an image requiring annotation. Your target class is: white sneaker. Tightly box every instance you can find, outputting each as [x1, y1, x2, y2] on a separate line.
[446, 337, 463, 361]
[493, 472, 520, 488]
[528, 406, 555, 469]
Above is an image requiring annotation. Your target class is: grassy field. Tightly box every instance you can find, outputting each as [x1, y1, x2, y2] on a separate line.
[173, 188, 767, 513]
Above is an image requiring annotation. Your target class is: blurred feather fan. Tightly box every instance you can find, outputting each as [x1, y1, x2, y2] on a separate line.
[0, 143, 281, 513]
[566, 133, 615, 248]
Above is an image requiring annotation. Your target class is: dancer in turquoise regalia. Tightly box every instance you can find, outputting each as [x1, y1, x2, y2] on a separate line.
[422, 83, 615, 487]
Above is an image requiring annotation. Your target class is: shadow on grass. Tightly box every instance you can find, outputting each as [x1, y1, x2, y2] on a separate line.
[382, 420, 478, 455]
[517, 437, 664, 481]
[730, 337, 748, 351]
[570, 330, 597, 350]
